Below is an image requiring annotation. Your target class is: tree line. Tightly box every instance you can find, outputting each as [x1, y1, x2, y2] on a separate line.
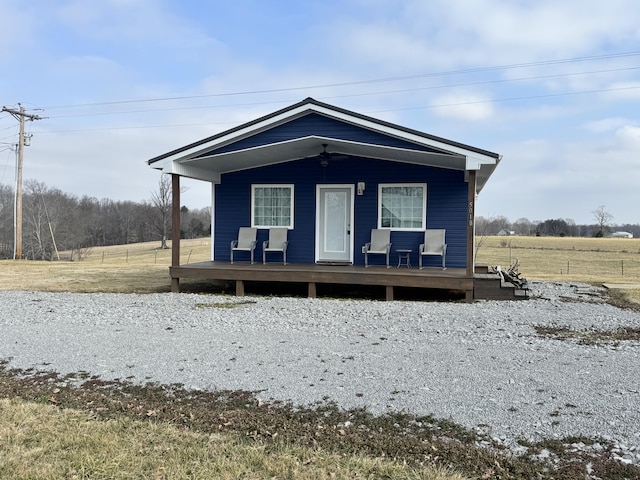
[477, 208, 639, 238]
[0, 177, 210, 260]
[1, 179, 635, 261]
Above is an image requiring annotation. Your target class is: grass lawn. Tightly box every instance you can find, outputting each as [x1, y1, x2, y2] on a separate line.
[1, 396, 464, 480]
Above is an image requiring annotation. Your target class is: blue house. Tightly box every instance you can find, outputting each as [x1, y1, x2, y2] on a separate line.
[148, 98, 503, 301]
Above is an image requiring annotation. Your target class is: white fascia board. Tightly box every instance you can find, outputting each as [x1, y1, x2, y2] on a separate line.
[465, 155, 485, 171]
[156, 161, 221, 183]
[470, 152, 503, 169]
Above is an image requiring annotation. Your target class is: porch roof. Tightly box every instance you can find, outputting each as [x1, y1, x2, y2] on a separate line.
[148, 97, 502, 193]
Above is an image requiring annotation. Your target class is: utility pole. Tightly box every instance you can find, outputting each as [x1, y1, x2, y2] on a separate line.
[1, 103, 42, 259]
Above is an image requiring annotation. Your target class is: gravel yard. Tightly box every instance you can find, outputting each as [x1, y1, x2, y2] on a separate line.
[1, 281, 639, 464]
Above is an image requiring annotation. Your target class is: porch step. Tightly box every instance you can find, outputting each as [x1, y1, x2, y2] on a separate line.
[474, 264, 491, 274]
[473, 272, 529, 301]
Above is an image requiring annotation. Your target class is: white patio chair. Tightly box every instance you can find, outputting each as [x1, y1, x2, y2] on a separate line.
[262, 227, 289, 265]
[230, 227, 257, 264]
[419, 229, 447, 269]
[363, 229, 391, 267]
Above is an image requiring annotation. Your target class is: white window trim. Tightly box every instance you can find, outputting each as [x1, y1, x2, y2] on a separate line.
[251, 184, 294, 229]
[377, 183, 427, 231]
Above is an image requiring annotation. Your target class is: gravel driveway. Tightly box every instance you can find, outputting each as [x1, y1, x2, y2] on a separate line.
[1, 281, 639, 463]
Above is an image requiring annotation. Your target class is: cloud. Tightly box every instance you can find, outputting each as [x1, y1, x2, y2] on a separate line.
[0, 1, 37, 62]
[332, 0, 640, 82]
[55, 55, 124, 77]
[584, 117, 632, 133]
[600, 81, 640, 101]
[480, 122, 640, 223]
[25, 122, 216, 206]
[615, 124, 640, 147]
[3, 0, 640, 225]
[429, 0, 640, 60]
[429, 92, 495, 121]
[56, 0, 217, 48]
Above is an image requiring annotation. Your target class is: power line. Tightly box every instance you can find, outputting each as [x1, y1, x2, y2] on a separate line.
[39, 65, 640, 120]
[7, 51, 637, 136]
[0, 123, 19, 133]
[33, 120, 239, 134]
[370, 84, 640, 114]
[30, 83, 640, 135]
[41, 51, 640, 110]
[47, 99, 287, 119]
[0, 146, 16, 185]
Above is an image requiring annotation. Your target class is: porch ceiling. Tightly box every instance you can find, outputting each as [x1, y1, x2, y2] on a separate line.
[175, 136, 496, 192]
[187, 136, 464, 172]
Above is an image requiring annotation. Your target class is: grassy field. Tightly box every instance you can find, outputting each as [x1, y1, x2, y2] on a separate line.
[1, 236, 640, 479]
[476, 235, 640, 283]
[0, 238, 212, 293]
[475, 235, 640, 303]
[2, 235, 639, 299]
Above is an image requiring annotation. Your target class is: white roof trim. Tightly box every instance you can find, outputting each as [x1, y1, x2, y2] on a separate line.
[157, 163, 221, 183]
[148, 98, 501, 193]
[150, 103, 498, 168]
[310, 104, 498, 165]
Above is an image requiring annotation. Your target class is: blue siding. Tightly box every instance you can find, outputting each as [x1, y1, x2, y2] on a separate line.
[215, 156, 468, 268]
[198, 113, 446, 157]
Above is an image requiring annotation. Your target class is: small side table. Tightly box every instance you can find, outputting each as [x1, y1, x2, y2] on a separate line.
[396, 249, 412, 268]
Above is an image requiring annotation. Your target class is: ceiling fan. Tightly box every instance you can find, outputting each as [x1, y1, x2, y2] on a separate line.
[316, 143, 349, 164]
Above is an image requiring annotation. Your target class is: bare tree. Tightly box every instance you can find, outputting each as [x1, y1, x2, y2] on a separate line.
[592, 205, 613, 237]
[564, 218, 579, 237]
[0, 184, 14, 257]
[538, 218, 571, 237]
[180, 206, 211, 239]
[23, 180, 51, 260]
[22, 181, 83, 260]
[512, 217, 533, 236]
[474, 215, 507, 261]
[150, 175, 172, 249]
[0, 179, 210, 258]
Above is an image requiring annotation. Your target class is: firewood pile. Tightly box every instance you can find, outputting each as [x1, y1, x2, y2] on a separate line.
[490, 260, 528, 289]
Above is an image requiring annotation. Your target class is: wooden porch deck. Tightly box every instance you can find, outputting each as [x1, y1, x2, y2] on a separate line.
[170, 261, 474, 301]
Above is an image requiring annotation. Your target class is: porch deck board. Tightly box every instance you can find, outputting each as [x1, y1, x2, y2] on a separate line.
[170, 261, 473, 297]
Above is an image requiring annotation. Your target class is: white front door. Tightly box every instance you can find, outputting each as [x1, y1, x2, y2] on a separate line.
[316, 185, 354, 263]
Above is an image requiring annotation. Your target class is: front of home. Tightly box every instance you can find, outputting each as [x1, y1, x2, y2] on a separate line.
[148, 98, 503, 300]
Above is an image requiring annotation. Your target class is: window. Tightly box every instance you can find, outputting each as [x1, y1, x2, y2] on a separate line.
[251, 184, 294, 228]
[378, 183, 426, 230]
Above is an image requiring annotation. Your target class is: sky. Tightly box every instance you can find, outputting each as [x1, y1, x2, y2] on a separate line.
[1, 0, 640, 226]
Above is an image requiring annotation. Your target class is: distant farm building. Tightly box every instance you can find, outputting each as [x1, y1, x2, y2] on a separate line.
[609, 231, 634, 238]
